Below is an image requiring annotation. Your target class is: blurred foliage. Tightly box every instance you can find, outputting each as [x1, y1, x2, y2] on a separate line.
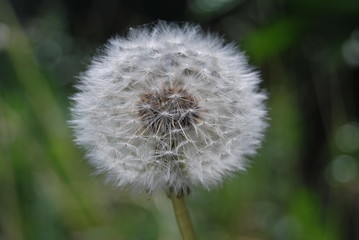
[1, 0, 359, 239]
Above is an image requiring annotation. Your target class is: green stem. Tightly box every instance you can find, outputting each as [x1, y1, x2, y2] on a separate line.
[170, 195, 196, 240]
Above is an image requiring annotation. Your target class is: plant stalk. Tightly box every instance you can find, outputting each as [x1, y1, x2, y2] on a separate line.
[170, 195, 196, 240]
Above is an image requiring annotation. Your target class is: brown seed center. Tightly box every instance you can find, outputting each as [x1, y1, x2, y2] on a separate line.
[138, 86, 200, 135]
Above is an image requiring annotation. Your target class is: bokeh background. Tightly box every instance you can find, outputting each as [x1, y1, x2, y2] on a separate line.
[1, 0, 359, 239]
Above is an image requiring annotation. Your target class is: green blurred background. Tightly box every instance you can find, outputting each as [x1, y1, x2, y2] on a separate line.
[1, 0, 359, 239]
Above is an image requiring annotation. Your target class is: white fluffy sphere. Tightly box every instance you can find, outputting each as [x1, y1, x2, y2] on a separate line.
[70, 22, 267, 196]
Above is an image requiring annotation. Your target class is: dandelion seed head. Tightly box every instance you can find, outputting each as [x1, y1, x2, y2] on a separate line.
[70, 22, 268, 196]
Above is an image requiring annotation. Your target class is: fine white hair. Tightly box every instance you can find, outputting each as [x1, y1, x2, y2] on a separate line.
[70, 22, 267, 196]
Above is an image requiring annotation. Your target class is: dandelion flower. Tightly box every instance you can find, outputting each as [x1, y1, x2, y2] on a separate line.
[70, 22, 267, 197]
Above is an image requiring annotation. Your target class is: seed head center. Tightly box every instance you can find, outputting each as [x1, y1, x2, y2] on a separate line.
[138, 86, 200, 135]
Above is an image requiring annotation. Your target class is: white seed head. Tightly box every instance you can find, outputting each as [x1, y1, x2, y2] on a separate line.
[70, 22, 268, 196]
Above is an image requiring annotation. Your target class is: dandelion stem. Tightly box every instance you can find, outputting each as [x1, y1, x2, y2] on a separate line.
[170, 195, 196, 240]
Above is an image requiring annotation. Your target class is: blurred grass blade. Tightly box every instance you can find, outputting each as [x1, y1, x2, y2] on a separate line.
[0, 0, 106, 227]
